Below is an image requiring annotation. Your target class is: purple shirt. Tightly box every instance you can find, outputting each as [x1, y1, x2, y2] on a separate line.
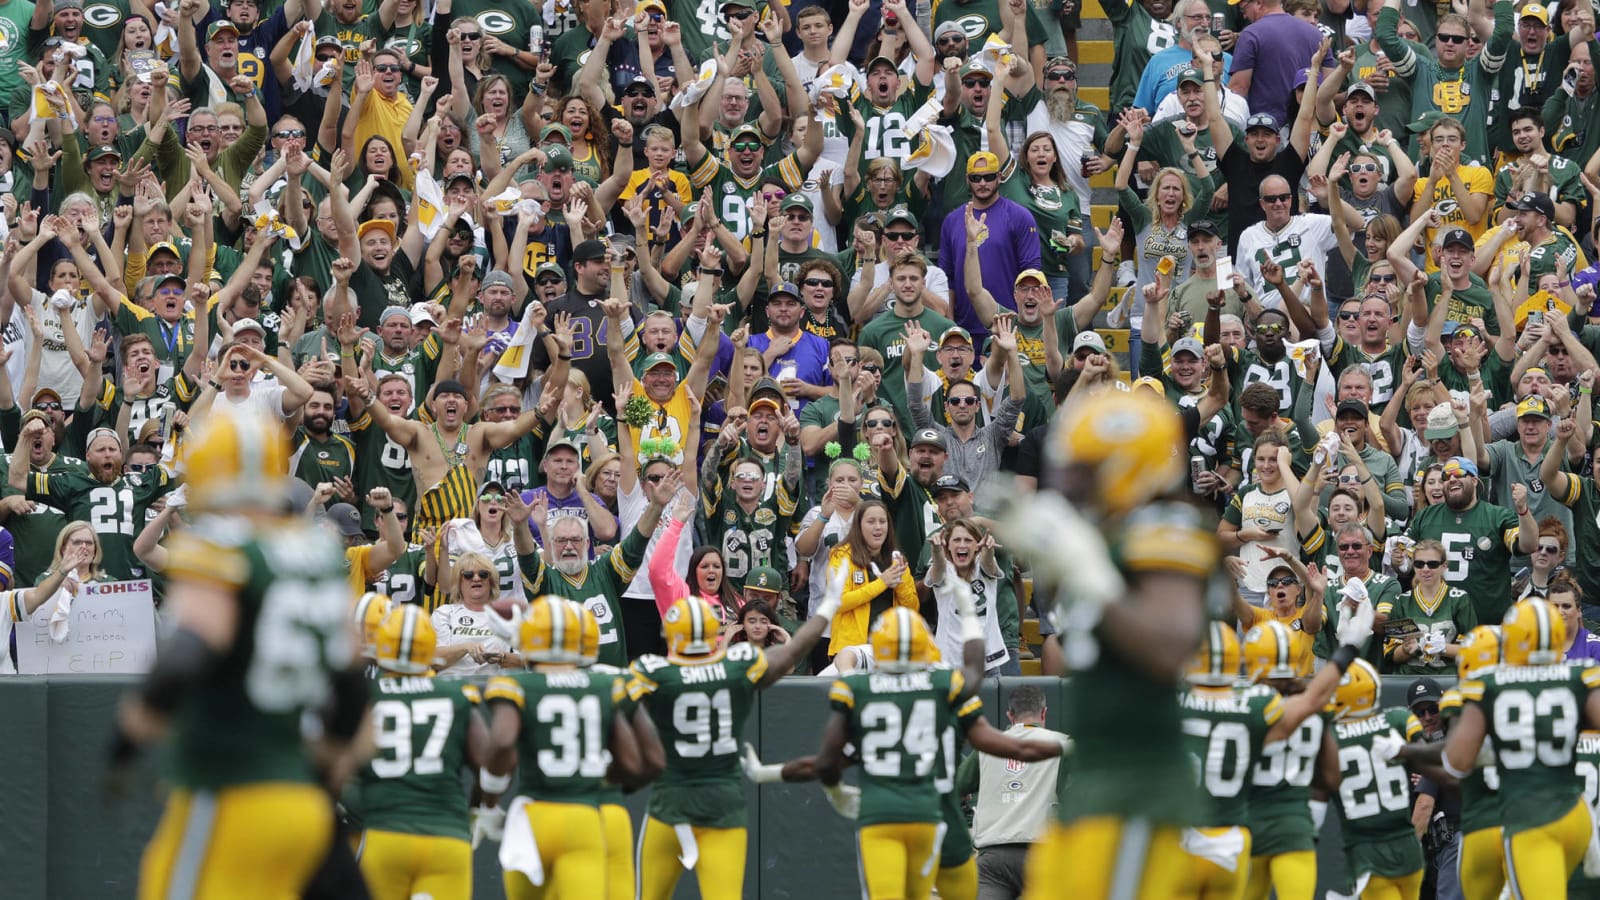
[1569, 627, 1600, 663]
[939, 197, 1042, 344]
[521, 486, 594, 556]
[1231, 13, 1335, 124]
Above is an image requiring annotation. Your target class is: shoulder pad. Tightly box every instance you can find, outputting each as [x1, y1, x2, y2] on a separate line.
[634, 653, 671, 674]
[726, 642, 760, 662]
[461, 683, 483, 704]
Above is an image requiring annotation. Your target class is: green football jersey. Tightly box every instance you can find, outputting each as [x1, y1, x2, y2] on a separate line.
[1571, 729, 1600, 898]
[354, 676, 481, 839]
[1327, 338, 1409, 413]
[1440, 687, 1502, 836]
[1333, 708, 1425, 879]
[0, 452, 87, 587]
[593, 661, 638, 807]
[484, 432, 543, 494]
[528, 525, 650, 667]
[686, 152, 806, 242]
[367, 335, 442, 402]
[1247, 711, 1329, 856]
[628, 642, 769, 827]
[350, 410, 419, 536]
[702, 465, 797, 590]
[1556, 474, 1600, 606]
[485, 668, 628, 806]
[935, 682, 985, 867]
[372, 544, 427, 607]
[831, 666, 971, 827]
[1377, 585, 1478, 674]
[1100, 0, 1181, 112]
[846, 83, 935, 174]
[1180, 684, 1281, 828]
[26, 466, 171, 579]
[164, 517, 355, 789]
[1407, 500, 1523, 625]
[1459, 662, 1600, 834]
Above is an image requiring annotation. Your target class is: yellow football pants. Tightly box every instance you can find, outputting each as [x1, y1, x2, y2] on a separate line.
[1458, 826, 1506, 900]
[857, 822, 941, 900]
[358, 830, 471, 900]
[502, 800, 605, 900]
[601, 804, 634, 900]
[1022, 817, 1187, 900]
[139, 783, 332, 900]
[1186, 827, 1253, 900]
[1504, 798, 1592, 900]
[635, 815, 747, 900]
[1241, 850, 1317, 900]
[937, 854, 977, 900]
[1357, 870, 1424, 900]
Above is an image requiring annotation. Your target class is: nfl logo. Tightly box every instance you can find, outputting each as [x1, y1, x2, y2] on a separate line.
[1005, 759, 1026, 774]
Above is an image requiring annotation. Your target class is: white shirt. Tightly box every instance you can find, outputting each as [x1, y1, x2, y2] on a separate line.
[849, 265, 951, 323]
[431, 602, 511, 677]
[1152, 90, 1251, 133]
[927, 564, 1011, 672]
[620, 480, 690, 600]
[444, 518, 524, 604]
[29, 290, 97, 408]
[217, 382, 290, 420]
[1234, 214, 1339, 308]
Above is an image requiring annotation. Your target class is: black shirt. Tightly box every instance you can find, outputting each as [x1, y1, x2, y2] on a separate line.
[1219, 144, 1308, 256]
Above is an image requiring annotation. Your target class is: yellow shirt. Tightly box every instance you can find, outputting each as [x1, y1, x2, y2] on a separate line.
[1418, 164, 1494, 266]
[346, 544, 378, 597]
[353, 89, 416, 190]
[632, 378, 694, 464]
[619, 170, 694, 244]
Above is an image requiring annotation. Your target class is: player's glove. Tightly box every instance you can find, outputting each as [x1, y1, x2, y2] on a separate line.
[741, 742, 784, 784]
[813, 563, 846, 621]
[471, 804, 506, 849]
[821, 782, 860, 820]
[1371, 730, 1405, 763]
[1474, 738, 1496, 769]
[994, 492, 1123, 619]
[1420, 632, 1448, 658]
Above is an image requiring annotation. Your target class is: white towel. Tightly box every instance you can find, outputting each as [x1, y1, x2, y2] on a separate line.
[1584, 798, 1600, 877]
[671, 59, 719, 112]
[674, 823, 699, 870]
[47, 585, 73, 643]
[413, 171, 448, 241]
[498, 796, 545, 885]
[1179, 826, 1246, 873]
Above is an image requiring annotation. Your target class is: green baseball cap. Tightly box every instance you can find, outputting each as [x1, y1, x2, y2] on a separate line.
[543, 145, 574, 172]
[745, 566, 784, 593]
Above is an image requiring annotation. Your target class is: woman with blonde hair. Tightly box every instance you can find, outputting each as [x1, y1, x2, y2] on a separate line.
[430, 549, 520, 676]
[0, 531, 97, 674]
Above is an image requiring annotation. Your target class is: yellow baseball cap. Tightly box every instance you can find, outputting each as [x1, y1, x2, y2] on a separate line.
[967, 151, 1000, 176]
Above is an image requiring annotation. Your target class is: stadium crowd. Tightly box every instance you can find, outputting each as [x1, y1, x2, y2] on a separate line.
[4, 0, 1600, 895]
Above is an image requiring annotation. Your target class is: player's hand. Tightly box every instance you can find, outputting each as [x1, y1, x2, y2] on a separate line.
[741, 742, 784, 784]
[821, 782, 860, 819]
[470, 804, 506, 848]
[1371, 729, 1404, 762]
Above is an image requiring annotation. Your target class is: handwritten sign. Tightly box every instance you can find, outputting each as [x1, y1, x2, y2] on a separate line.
[14, 580, 157, 674]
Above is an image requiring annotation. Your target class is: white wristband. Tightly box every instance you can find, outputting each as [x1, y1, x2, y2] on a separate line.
[479, 769, 513, 794]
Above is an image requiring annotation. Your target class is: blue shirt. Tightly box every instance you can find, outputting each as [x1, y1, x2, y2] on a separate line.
[1133, 46, 1234, 115]
[939, 198, 1042, 344]
[748, 329, 832, 412]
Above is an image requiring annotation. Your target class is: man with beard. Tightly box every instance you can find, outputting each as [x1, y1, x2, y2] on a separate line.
[747, 282, 830, 409]
[525, 473, 675, 666]
[351, 376, 547, 538]
[1486, 3, 1587, 157]
[905, 316, 1025, 490]
[1135, 0, 1231, 113]
[1407, 457, 1538, 623]
[1025, 57, 1108, 299]
[9, 420, 172, 579]
[1164, 219, 1257, 323]
[1313, 77, 1401, 179]
[1102, 0, 1179, 112]
[940, 153, 1040, 346]
[1493, 111, 1584, 225]
[682, 73, 824, 242]
[939, 58, 1034, 211]
[27, 3, 112, 101]
[1374, 0, 1513, 166]
[290, 384, 357, 490]
[1201, 38, 1318, 252]
[1234, 175, 1338, 308]
[592, 29, 688, 173]
[346, 373, 418, 535]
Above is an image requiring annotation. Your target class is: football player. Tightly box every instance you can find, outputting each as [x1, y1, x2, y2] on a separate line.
[1183, 605, 1373, 900]
[1444, 598, 1600, 899]
[1328, 659, 1426, 899]
[1005, 389, 1222, 899]
[628, 568, 843, 900]
[353, 605, 491, 900]
[483, 596, 659, 900]
[352, 591, 393, 671]
[115, 412, 367, 900]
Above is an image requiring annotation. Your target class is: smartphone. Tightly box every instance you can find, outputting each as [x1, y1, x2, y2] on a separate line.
[1528, 309, 1545, 326]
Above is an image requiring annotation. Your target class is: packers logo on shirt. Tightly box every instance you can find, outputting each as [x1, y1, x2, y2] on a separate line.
[755, 508, 776, 526]
[476, 10, 518, 35]
[83, 3, 123, 27]
[1433, 81, 1470, 114]
[954, 14, 989, 38]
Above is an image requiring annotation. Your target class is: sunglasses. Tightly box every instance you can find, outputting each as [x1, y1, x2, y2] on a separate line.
[460, 569, 494, 580]
[228, 358, 251, 371]
[1337, 474, 1363, 483]
[1443, 470, 1472, 481]
[1338, 542, 1367, 551]
[1046, 70, 1076, 81]
[1261, 192, 1293, 204]
[947, 395, 979, 406]
[731, 140, 763, 152]
[1337, 310, 1361, 321]
[1414, 558, 1444, 569]
[723, 8, 754, 19]
[551, 535, 586, 545]
[1348, 162, 1380, 174]
[802, 277, 832, 287]
[535, 276, 565, 286]
[479, 492, 505, 503]
[647, 11, 664, 20]
[458, 30, 481, 38]
[860, 364, 883, 374]
[1537, 543, 1563, 554]
[373, 63, 403, 73]
[274, 128, 306, 140]
[488, 405, 521, 416]
[1255, 323, 1285, 336]
[1369, 273, 1397, 284]
[936, 34, 965, 44]
[884, 230, 917, 241]
[733, 471, 763, 482]
[125, 462, 153, 474]
[1436, 32, 1469, 43]
[644, 473, 667, 483]
[1266, 576, 1299, 588]
[622, 87, 653, 98]
[968, 173, 998, 183]
[34, 401, 62, 411]
[1414, 703, 1439, 715]
[865, 417, 895, 428]
[394, 511, 409, 520]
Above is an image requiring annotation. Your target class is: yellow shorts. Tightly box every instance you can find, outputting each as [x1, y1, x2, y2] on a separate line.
[1356, 869, 1424, 900]
[503, 800, 605, 900]
[635, 815, 747, 900]
[139, 782, 332, 900]
[1022, 817, 1187, 900]
[1184, 826, 1252, 900]
[601, 804, 634, 900]
[1242, 849, 1316, 900]
[1457, 826, 1505, 900]
[1504, 798, 1592, 900]
[856, 821, 942, 900]
[358, 829, 471, 900]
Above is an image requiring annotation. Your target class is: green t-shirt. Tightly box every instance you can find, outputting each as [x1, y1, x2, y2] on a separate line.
[485, 668, 627, 806]
[291, 430, 358, 489]
[628, 642, 768, 827]
[353, 675, 480, 838]
[349, 257, 417, 331]
[1374, 4, 1512, 165]
[451, 0, 538, 92]
[856, 306, 959, 417]
[1406, 499, 1523, 624]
